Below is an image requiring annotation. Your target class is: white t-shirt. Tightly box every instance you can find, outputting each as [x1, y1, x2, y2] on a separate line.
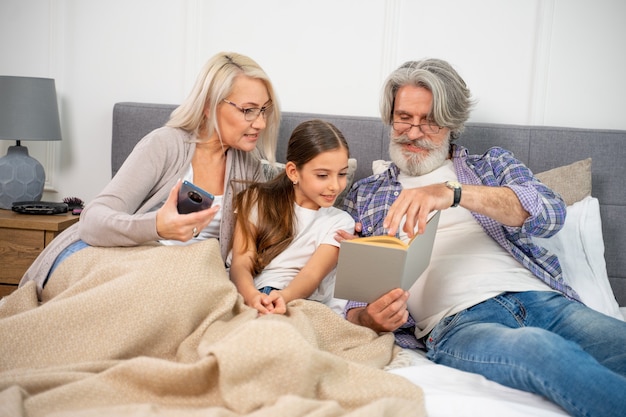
[253, 204, 355, 308]
[400, 160, 552, 338]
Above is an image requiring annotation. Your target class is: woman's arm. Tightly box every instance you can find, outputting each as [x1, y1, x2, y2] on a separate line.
[79, 128, 194, 246]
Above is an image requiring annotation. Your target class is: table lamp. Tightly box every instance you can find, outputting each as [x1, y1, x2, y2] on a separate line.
[0, 76, 62, 209]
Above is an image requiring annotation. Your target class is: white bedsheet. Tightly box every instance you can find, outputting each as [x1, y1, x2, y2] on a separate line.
[388, 308, 626, 417]
[388, 349, 568, 417]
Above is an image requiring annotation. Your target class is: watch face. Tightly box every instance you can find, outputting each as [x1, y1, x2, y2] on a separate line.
[446, 181, 462, 208]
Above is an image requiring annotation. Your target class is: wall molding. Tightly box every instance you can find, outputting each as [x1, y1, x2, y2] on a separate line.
[528, 0, 555, 125]
[183, 0, 202, 95]
[380, 0, 401, 84]
[42, 0, 66, 194]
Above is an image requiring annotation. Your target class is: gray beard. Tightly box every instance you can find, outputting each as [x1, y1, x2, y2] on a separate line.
[388, 133, 451, 176]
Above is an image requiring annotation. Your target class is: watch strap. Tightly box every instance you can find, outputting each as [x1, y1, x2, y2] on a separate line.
[451, 186, 461, 207]
[445, 181, 462, 208]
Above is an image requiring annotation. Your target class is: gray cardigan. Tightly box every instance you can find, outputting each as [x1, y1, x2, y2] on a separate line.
[20, 126, 264, 296]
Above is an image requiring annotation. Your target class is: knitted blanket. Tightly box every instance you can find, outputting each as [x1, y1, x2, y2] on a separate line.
[0, 239, 425, 417]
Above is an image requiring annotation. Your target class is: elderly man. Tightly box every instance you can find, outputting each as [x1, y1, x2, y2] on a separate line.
[337, 58, 626, 417]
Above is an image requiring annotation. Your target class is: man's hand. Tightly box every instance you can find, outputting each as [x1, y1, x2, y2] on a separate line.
[383, 184, 447, 238]
[346, 288, 409, 332]
[384, 183, 530, 238]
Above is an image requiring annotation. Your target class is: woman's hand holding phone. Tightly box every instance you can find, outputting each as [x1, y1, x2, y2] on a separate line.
[155, 180, 220, 241]
[177, 180, 215, 214]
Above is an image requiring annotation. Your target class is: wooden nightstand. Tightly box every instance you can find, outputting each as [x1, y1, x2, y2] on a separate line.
[0, 209, 79, 297]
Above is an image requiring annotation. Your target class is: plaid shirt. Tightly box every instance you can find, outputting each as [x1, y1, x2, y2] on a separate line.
[343, 144, 580, 348]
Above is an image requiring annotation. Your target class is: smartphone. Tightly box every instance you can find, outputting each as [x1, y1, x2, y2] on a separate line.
[177, 180, 215, 214]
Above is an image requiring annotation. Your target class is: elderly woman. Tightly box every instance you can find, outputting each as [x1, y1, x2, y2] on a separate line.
[21, 51, 281, 296]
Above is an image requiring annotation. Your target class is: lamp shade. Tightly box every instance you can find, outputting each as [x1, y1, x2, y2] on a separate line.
[0, 76, 62, 141]
[0, 76, 62, 209]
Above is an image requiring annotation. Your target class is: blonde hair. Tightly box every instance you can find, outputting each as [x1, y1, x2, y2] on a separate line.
[167, 52, 280, 161]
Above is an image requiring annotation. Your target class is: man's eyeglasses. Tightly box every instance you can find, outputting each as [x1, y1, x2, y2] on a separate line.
[392, 121, 442, 135]
[222, 99, 272, 121]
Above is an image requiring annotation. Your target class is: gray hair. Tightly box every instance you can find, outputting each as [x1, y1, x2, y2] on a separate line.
[380, 58, 474, 140]
[167, 52, 280, 161]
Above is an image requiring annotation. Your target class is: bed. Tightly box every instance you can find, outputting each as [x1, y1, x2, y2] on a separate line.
[1, 102, 624, 417]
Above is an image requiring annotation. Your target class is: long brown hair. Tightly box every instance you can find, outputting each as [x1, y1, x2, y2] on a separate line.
[234, 119, 349, 275]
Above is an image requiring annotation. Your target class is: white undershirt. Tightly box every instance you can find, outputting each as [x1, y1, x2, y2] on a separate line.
[400, 160, 551, 338]
[252, 203, 355, 308]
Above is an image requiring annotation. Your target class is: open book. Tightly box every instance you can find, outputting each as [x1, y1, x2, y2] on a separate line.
[334, 210, 440, 303]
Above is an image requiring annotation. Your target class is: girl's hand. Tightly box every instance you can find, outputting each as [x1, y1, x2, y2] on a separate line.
[265, 290, 287, 315]
[245, 292, 270, 315]
[335, 227, 359, 243]
[245, 291, 286, 315]
[155, 179, 220, 241]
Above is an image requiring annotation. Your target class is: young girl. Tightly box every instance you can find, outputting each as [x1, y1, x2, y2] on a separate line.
[229, 119, 355, 315]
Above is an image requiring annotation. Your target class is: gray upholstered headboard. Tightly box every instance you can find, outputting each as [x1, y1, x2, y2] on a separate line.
[112, 102, 626, 306]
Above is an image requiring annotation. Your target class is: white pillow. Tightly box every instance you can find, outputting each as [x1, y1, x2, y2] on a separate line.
[372, 159, 391, 175]
[534, 196, 622, 320]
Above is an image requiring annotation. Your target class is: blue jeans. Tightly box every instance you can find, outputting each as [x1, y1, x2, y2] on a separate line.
[425, 291, 626, 417]
[43, 239, 90, 287]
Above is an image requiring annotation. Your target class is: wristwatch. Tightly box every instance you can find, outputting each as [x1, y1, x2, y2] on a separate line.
[445, 181, 462, 207]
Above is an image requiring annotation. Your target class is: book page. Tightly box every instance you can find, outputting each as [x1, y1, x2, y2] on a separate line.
[350, 235, 407, 249]
[349, 211, 441, 249]
[334, 210, 441, 303]
[407, 210, 441, 245]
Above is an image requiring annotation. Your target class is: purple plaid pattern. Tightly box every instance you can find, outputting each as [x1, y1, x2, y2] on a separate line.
[343, 145, 580, 348]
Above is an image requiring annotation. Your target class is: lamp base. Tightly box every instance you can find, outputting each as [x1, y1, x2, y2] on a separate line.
[0, 144, 46, 210]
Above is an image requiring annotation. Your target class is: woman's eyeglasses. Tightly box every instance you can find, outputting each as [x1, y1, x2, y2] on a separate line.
[223, 99, 272, 121]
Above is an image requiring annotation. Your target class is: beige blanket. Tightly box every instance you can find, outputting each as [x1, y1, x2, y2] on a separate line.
[0, 239, 425, 417]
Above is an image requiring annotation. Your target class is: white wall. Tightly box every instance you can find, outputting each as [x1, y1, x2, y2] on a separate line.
[1, 0, 625, 204]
